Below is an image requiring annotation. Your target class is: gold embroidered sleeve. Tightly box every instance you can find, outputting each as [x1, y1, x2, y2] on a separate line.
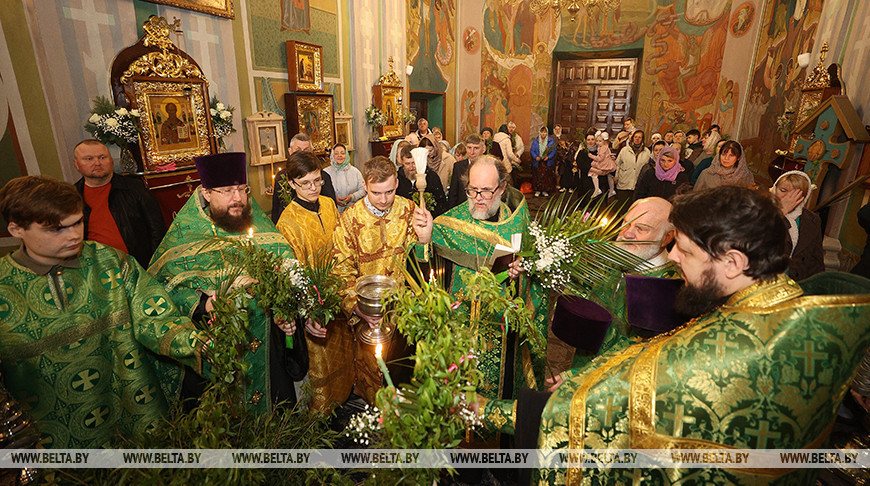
[483, 398, 517, 435]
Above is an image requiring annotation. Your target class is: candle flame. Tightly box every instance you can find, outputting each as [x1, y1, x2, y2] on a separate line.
[601, 217, 609, 225]
[247, 227, 254, 238]
[375, 343, 383, 359]
[429, 269, 435, 282]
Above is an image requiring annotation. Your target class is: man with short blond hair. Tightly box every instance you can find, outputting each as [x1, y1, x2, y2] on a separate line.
[332, 155, 433, 403]
[73, 139, 166, 267]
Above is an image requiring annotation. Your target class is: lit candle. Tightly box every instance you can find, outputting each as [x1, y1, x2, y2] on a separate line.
[247, 227, 254, 239]
[269, 147, 275, 181]
[600, 217, 609, 226]
[429, 268, 435, 284]
[375, 343, 394, 388]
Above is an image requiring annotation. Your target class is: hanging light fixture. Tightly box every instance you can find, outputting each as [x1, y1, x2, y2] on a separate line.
[532, 0, 620, 23]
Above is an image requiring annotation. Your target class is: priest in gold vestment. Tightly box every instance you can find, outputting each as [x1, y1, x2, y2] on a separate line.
[332, 156, 433, 404]
[276, 151, 352, 413]
[481, 186, 870, 485]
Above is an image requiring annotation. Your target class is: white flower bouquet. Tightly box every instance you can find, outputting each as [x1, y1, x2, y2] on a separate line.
[365, 105, 387, 127]
[519, 194, 645, 294]
[84, 96, 141, 148]
[209, 96, 236, 138]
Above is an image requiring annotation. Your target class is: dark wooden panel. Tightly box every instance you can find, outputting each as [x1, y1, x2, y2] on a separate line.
[554, 58, 637, 135]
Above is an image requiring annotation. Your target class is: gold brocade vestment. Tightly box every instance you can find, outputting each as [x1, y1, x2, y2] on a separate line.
[277, 197, 354, 413]
[333, 196, 419, 403]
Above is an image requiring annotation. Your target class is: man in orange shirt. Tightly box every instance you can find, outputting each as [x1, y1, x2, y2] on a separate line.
[73, 140, 166, 267]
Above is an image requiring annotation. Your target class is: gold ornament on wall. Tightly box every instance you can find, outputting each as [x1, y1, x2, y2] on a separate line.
[121, 17, 206, 85]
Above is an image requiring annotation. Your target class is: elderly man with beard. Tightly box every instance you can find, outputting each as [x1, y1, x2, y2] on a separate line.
[421, 155, 550, 408]
[149, 153, 302, 414]
[477, 186, 870, 486]
[548, 197, 681, 377]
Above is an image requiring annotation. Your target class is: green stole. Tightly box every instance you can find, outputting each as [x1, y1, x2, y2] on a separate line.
[424, 199, 550, 400]
[148, 187, 294, 415]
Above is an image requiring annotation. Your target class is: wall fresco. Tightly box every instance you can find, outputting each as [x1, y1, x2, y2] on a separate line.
[739, 0, 822, 182]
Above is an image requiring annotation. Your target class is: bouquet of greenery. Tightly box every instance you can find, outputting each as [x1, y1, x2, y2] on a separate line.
[365, 105, 387, 127]
[210, 236, 342, 348]
[401, 109, 416, 124]
[84, 96, 141, 149]
[346, 262, 545, 484]
[209, 96, 236, 138]
[519, 193, 646, 295]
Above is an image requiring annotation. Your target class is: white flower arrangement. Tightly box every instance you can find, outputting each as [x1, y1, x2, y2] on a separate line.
[210, 96, 236, 138]
[84, 96, 141, 148]
[364, 105, 387, 127]
[521, 221, 575, 290]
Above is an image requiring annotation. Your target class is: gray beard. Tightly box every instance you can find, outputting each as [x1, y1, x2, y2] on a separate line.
[470, 195, 502, 220]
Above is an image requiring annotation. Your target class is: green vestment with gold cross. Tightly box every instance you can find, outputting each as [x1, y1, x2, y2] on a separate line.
[148, 187, 294, 415]
[483, 272, 870, 485]
[421, 198, 550, 401]
[0, 242, 204, 448]
[569, 261, 680, 371]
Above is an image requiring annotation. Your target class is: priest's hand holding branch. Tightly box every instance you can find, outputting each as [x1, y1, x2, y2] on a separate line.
[274, 316, 296, 335]
[508, 257, 525, 280]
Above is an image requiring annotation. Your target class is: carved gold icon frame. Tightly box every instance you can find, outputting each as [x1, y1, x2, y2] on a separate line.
[131, 78, 213, 171]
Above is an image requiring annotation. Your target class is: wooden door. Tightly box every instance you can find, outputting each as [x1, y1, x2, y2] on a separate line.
[554, 58, 636, 135]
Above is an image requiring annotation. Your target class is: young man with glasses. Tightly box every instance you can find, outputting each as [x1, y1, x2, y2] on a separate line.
[419, 155, 550, 411]
[148, 152, 304, 415]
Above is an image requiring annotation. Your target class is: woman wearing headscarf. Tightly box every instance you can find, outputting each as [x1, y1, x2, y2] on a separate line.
[480, 127, 494, 154]
[633, 146, 691, 201]
[418, 135, 455, 191]
[530, 126, 556, 197]
[323, 143, 365, 214]
[389, 139, 411, 168]
[552, 124, 574, 192]
[772, 170, 824, 281]
[694, 140, 754, 190]
[493, 124, 521, 175]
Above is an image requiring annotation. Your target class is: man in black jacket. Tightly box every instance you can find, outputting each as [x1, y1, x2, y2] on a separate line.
[73, 140, 166, 267]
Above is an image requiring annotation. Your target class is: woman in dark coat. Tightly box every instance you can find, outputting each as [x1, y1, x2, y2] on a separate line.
[772, 170, 825, 281]
[633, 146, 690, 202]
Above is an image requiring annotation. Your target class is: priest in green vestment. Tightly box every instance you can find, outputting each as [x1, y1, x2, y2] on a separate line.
[553, 197, 681, 375]
[0, 176, 205, 449]
[480, 186, 870, 485]
[148, 153, 299, 415]
[420, 155, 549, 402]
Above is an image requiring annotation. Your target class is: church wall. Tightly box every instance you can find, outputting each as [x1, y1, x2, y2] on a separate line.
[0, 0, 359, 219]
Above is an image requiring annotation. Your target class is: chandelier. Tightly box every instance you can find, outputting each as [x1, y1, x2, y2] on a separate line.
[530, 0, 621, 23]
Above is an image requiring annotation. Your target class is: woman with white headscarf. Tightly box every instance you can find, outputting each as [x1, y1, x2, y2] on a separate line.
[323, 143, 365, 214]
[772, 170, 825, 281]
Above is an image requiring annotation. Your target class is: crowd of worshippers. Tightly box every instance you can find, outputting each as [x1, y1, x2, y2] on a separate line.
[1, 125, 870, 483]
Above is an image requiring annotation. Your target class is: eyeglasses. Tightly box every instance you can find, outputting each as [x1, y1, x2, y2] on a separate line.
[465, 188, 498, 200]
[292, 178, 324, 190]
[210, 186, 251, 197]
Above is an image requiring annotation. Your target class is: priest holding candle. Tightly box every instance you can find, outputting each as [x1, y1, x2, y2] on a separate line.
[148, 152, 306, 414]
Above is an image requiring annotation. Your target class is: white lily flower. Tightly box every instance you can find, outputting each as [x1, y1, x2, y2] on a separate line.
[104, 117, 119, 127]
[114, 108, 128, 116]
[130, 109, 140, 117]
[88, 114, 101, 123]
[210, 108, 217, 116]
[220, 110, 231, 120]
[216, 102, 225, 111]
